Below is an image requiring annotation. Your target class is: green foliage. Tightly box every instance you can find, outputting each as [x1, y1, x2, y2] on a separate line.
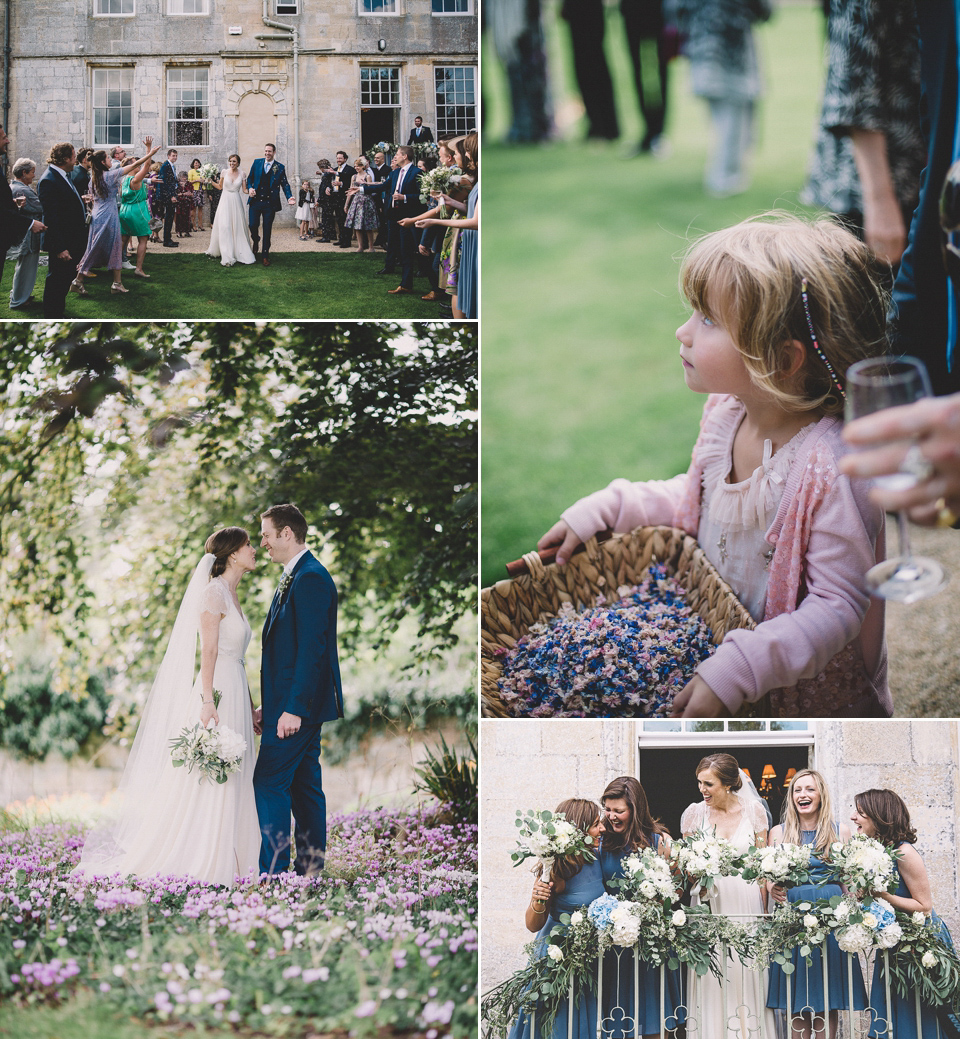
[0, 322, 476, 696]
[0, 653, 109, 761]
[413, 730, 477, 824]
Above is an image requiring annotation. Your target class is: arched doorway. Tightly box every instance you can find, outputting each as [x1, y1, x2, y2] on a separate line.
[238, 91, 277, 169]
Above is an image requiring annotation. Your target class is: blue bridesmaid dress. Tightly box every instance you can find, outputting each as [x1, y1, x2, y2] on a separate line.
[508, 857, 605, 1039]
[599, 834, 683, 1036]
[766, 829, 868, 1013]
[868, 850, 955, 1039]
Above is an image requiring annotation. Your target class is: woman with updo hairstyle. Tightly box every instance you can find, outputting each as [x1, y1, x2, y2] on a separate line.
[508, 797, 604, 1039]
[74, 527, 261, 886]
[853, 789, 955, 1039]
[598, 776, 680, 1038]
[681, 753, 776, 1037]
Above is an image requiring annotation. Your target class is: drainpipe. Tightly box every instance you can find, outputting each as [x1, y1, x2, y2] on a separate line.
[259, 0, 299, 189]
[2, 0, 11, 179]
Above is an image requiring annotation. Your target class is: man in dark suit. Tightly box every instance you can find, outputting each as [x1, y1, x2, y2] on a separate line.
[330, 150, 353, 248]
[363, 146, 426, 294]
[371, 150, 390, 249]
[255, 503, 342, 877]
[159, 149, 179, 247]
[1, 125, 44, 285]
[37, 142, 89, 319]
[246, 143, 295, 266]
[407, 117, 434, 145]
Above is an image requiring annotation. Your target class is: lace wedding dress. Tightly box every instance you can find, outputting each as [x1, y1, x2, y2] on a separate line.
[75, 557, 260, 885]
[680, 796, 778, 1038]
[205, 170, 256, 266]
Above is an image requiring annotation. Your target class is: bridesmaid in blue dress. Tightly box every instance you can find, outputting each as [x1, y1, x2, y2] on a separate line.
[853, 789, 956, 1039]
[508, 798, 605, 1039]
[599, 776, 681, 1039]
[765, 769, 867, 1038]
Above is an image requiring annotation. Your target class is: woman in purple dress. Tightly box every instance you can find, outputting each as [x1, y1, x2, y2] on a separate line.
[72, 136, 160, 296]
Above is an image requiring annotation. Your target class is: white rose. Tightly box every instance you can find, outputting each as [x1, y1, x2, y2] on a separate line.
[834, 903, 850, 921]
[862, 913, 878, 929]
[671, 910, 686, 927]
[912, 911, 926, 925]
[803, 915, 818, 929]
[547, 945, 564, 962]
[639, 881, 656, 899]
[922, 951, 938, 969]
[570, 912, 583, 926]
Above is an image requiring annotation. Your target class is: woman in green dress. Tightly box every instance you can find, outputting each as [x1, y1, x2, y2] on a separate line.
[119, 154, 155, 279]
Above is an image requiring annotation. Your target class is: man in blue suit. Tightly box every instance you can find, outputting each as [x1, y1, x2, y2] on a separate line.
[362, 145, 426, 295]
[246, 143, 295, 267]
[255, 503, 343, 876]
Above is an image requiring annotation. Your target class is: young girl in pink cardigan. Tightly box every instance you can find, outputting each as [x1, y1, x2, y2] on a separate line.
[539, 214, 892, 719]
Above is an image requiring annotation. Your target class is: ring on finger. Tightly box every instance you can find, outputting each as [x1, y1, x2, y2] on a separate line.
[899, 443, 935, 483]
[935, 497, 960, 529]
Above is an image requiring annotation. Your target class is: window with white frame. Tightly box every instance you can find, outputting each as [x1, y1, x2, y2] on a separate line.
[93, 68, 134, 148]
[360, 0, 398, 15]
[360, 67, 400, 107]
[276, 0, 299, 12]
[168, 0, 209, 13]
[167, 68, 209, 147]
[95, 0, 135, 14]
[434, 66, 476, 137]
[432, 0, 470, 13]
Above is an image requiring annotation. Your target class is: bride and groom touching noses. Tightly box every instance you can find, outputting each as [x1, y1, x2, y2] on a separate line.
[75, 502, 343, 886]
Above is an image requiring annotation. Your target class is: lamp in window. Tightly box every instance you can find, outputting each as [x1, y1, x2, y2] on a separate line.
[782, 768, 797, 789]
[759, 764, 777, 796]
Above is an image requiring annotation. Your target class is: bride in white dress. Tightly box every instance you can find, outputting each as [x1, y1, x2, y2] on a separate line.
[75, 527, 262, 886]
[205, 154, 256, 266]
[680, 752, 777, 1038]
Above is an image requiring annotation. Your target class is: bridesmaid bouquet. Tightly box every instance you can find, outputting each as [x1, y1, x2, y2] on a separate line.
[419, 163, 461, 204]
[511, 808, 596, 881]
[671, 832, 743, 895]
[607, 846, 681, 904]
[739, 842, 811, 887]
[199, 162, 220, 185]
[882, 909, 960, 1008]
[823, 835, 901, 894]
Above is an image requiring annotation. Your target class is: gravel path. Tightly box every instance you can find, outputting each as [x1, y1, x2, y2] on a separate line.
[885, 521, 960, 716]
[141, 224, 380, 255]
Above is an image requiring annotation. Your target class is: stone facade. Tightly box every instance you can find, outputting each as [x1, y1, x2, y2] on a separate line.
[1, 0, 476, 224]
[480, 719, 960, 996]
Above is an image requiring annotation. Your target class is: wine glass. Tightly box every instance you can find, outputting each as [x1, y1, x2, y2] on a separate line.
[845, 355, 948, 602]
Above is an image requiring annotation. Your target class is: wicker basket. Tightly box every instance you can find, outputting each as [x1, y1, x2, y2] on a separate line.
[481, 525, 759, 718]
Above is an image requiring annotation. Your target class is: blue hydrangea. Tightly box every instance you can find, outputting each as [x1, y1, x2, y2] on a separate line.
[865, 899, 896, 929]
[587, 893, 620, 930]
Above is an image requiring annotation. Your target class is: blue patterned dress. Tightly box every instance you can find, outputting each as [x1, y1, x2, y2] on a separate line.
[766, 829, 868, 1013]
[508, 858, 605, 1039]
[868, 849, 955, 1039]
[599, 835, 684, 1036]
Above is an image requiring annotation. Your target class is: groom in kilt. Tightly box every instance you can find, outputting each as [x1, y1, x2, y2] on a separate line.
[255, 503, 343, 876]
[246, 143, 295, 266]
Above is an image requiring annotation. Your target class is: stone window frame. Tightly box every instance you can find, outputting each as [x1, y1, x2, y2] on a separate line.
[276, 0, 300, 13]
[166, 0, 211, 15]
[634, 718, 815, 749]
[358, 0, 401, 18]
[359, 65, 402, 108]
[165, 65, 211, 149]
[431, 0, 472, 15]
[91, 65, 135, 150]
[93, 0, 135, 16]
[433, 65, 477, 138]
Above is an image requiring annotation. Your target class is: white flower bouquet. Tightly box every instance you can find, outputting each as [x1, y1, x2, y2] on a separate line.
[823, 835, 901, 894]
[418, 163, 461, 204]
[739, 842, 811, 887]
[170, 696, 246, 785]
[671, 832, 743, 895]
[199, 162, 220, 185]
[609, 846, 681, 905]
[873, 906, 960, 1008]
[511, 808, 596, 881]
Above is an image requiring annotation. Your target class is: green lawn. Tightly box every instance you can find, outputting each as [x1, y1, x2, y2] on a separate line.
[481, 3, 827, 585]
[1, 254, 445, 320]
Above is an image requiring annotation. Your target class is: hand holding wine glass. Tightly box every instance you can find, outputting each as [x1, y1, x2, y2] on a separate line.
[844, 355, 948, 602]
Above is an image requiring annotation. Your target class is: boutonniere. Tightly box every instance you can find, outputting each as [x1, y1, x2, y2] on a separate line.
[278, 572, 293, 599]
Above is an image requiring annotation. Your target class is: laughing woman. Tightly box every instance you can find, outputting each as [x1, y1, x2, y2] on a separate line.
[599, 776, 680, 1039]
[853, 789, 956, 1039]
[766, 770, 867, 1038]
[508, 799, 604, 1039]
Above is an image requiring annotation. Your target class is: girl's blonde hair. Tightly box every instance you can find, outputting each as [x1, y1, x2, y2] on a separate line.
[680, 212, 891, 415]
[780, 769, 838, 860]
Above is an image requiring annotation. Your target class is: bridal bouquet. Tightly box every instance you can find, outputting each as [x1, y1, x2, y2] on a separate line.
[511, 808, 596, 881]
[607, 846, 681, 904]
[739, 842, 811, 887]
[199, 162, 220, 185]
[419, 163, 461, 204]
[170, 719, 246, 785]
[823, 835, 901, 894]
[671, 831, 743, 894]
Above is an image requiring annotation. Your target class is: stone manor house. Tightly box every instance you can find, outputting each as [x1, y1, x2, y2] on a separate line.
[1, 0, 477, 221]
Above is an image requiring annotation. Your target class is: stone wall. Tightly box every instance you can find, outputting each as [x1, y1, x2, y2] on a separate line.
[481, 720, 960, 997]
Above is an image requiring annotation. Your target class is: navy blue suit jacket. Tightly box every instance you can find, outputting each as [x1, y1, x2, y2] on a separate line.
[246, 158, 293, 213]
[261, 551, 343, 736]
[363, 164, 425, 221]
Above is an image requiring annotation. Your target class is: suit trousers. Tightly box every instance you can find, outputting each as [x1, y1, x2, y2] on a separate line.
[248, 203, 277, 255]
[43, 251, 80, 318]
[253, 722, 326, 876]
[335, 195, 350, 246]
[163, 202, 177, 244]
[397, 221, 420, 289]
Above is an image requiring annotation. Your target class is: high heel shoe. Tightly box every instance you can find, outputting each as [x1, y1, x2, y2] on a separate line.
[111, 283, 129, 293]
[69, 279, 89, 296]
